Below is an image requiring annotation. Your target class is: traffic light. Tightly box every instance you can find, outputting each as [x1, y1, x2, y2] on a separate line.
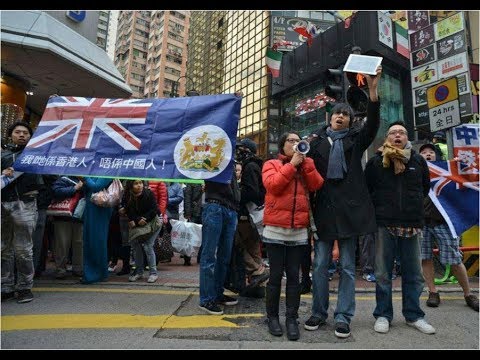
[346, 85, 369, 116]
[325, 68, 345, 102]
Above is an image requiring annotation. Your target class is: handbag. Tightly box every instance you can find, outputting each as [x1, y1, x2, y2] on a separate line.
[46, 192, 81, 217]
[128, 215, 162, 243]
[72, 197, 86, 220]
[91, 179, 123, 207]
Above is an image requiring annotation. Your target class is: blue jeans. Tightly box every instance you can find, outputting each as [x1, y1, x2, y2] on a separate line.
[199, 203, 237, 305]
[373, 226, 425, 322]
[311, 237, 356, 324]
[131, 228, 161, 276]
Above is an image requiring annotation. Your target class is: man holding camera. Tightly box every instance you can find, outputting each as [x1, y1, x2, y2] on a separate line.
[304, 66, 382, 338]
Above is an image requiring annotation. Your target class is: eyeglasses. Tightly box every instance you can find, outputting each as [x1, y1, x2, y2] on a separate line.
[387, 130, 408, 136]
[286, 138, 300, 144]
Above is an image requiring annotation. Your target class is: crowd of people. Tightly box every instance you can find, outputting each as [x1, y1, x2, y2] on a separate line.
[2, 66, 478, 343]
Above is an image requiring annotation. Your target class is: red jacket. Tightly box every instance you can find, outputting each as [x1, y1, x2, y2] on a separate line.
[262, 155, 324, 229]
[148, 181, 168, 216]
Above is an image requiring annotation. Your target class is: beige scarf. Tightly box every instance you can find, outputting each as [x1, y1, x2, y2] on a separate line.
[380, 141, 412, 174]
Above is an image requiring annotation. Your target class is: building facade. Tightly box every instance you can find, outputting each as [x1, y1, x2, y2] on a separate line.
[114, 10, 190, 99]
[96, 11, 110, 50]
[188, 11, 271, 155]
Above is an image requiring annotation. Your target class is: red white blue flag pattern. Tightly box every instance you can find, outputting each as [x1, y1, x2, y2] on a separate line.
[428, 160, 479, 238]
[14, 94, 241, 184]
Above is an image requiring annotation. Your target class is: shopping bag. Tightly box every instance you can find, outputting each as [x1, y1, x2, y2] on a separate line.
[170, 219, 202, 257]
[245, 201, 265, 237]
[91, 179, 123, 207]
[46, 192, 81, 217]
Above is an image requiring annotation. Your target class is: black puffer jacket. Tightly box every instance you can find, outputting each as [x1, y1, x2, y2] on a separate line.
[365, 150, 430, 228]
[308, 100, 380, 241]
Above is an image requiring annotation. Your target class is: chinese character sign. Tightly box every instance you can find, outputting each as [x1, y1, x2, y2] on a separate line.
[453, 124, 479, 171]
[13, 94, 241, 184]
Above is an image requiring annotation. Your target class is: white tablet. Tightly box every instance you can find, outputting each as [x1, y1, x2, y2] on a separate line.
[343, 54, 383, 75]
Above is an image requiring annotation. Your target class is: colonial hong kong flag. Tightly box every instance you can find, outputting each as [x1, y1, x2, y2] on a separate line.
[13, 94, 241, 184]
[427, 160, 479, 238]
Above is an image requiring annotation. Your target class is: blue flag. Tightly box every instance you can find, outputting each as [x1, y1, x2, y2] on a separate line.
[428, 160, 479, 238]
[13, 94, 241, 184]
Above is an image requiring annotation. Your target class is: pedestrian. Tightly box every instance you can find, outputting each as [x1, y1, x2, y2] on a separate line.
[198, 163, 240, 315]
[1, 122, 39, 303]
[304, 66, 382, 338]
[365, 121, 435, 335]
[418, 143, 478, 312]
[262, 131, 324, 340]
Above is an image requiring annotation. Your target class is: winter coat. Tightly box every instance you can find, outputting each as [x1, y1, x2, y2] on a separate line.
[149, 181, 168, 216]
[308, 100, 380, 241]
[183, 183, 203, 222]
[123, 188, 159, 225]
[262, 154, 324, 229]
[365, 150, 430, 228]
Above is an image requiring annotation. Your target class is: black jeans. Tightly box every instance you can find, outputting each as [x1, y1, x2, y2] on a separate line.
[266, 243, 306, 288]
[359, 233, 375, 274]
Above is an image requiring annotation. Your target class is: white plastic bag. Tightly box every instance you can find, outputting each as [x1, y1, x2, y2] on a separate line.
[245, 201, 265, 237]
[170, 219, 202, 257]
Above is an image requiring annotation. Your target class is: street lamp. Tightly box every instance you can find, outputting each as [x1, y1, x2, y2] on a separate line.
[170, 75, 199, 97]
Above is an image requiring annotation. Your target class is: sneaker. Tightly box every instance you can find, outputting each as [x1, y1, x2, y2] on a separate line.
[128, 273, 143, 282]
[17, 289, 34, 303]
[426, 292, 440, 307]
[406, 318, 436, 334]
[55, 268, 67, 279]
[334, 322, 351, 338]
[199, 301, 224, 315]
[217, 294, 238, 306]
[304, 315, 326, 331]
[147, 274, 158, 283]
[465, 294, 479, 312]
[1, 292, 14, 302]
[374, 317, 390, 333]
[362, 273, 376, 282]
[108, 265, 116, 272]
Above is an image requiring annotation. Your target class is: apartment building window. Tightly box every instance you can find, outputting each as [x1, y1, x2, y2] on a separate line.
[131, 73, 145, 82]
[168, 32, 184, 43]
[164, 79, 176, 89]
[133, 49, 147, 59]
[166, 54, 182, 65]
[136, 18, 149, 27]
[170, 11, 186, 21]
[165, 66, 181, 77]
[135, 29, 149, 37]
[167, 43, 182, 54]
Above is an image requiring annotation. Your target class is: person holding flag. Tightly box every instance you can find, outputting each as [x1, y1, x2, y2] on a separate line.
[418, 143, 478, 312]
